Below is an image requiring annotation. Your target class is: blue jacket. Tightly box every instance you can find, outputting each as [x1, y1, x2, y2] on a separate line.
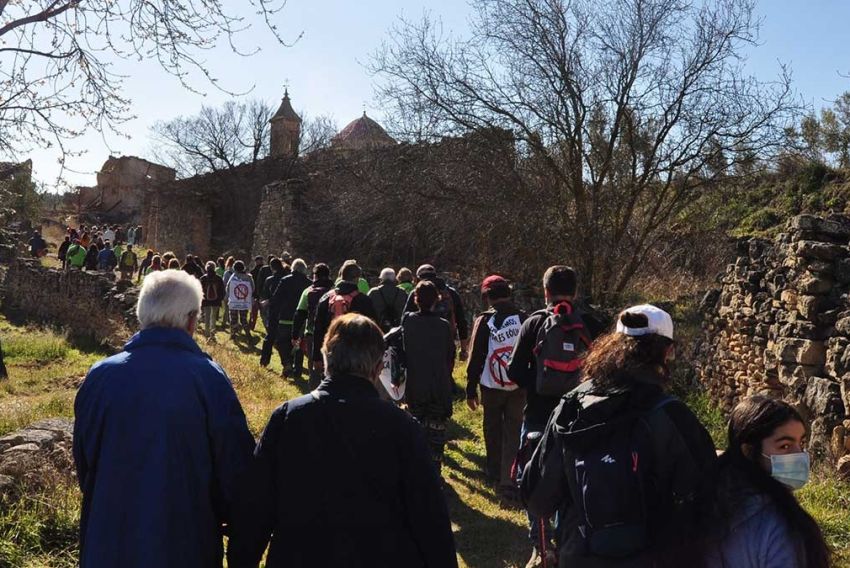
[708, 493, 804, 568]
[73, 327, 255, 568]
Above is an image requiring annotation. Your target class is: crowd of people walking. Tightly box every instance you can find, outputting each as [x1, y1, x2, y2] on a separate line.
[65, 224, 832, 567]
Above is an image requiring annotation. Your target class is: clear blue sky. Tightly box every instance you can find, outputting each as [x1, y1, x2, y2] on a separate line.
[25, 0, 850, 189]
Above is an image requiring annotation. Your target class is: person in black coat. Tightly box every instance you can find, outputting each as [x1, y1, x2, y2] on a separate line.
[402, 280, 456, 475]
[311, 262, 377, 377]
[227, 314, 458, 568]
[260, 259, 311, 378]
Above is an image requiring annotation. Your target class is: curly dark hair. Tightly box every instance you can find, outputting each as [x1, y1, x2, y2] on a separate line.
[581, 311, 673, 389]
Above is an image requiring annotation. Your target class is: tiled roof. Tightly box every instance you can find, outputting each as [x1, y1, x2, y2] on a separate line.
[332, 113, 396, 148]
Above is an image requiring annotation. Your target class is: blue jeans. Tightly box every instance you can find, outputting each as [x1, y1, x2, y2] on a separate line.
[521, 420, 556, 544]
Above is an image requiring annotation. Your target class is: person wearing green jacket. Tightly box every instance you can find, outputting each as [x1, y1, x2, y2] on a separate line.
[397, 267, 415, 295]
[67, 240, 87, 269]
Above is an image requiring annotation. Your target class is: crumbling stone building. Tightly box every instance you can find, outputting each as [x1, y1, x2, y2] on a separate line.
[130, 89, 521, 264]
[77, 156, 176, 220]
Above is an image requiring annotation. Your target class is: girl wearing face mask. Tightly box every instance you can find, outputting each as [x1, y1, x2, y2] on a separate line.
[709, 395, 831, 567]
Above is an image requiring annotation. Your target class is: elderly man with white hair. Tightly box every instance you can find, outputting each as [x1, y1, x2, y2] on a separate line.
[73, 270, 255, 568]
[367, 267, 407, 332]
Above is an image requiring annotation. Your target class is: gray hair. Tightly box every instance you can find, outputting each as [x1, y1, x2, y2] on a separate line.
[292, 258, 308, 276]
[136, 270, 202, 330]
[322, 314, 385, 380]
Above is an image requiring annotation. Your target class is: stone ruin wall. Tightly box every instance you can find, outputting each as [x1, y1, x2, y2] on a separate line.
[142, 157, 297, 260]
[142, 189, 214, 260]
[697, 214, 850, 467]
[1, 259, 137, 348]
[252, 130, 520, 268]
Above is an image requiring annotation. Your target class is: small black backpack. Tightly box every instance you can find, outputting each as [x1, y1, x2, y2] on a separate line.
[562, 391, 674, 558]
[533, 301, 591, 396]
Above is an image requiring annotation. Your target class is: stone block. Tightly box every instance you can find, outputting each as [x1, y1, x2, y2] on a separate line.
[795, 240, 844, 261]
[837, 259, 850, 284]
[778, 364, 819, 389]
[821, 214, 850, 239]
[839, 455, 850, 480]
[790, 214, 819, 232]
[4, 443, 40, 453]
[0, 429, 55, 451]
[806, 260, 833, 274]
[833, 425, 847, 459]
[798, 273, 833, 295]
[797, 295, 820, 321]
[804, 377, 844, 416]
[774, 338, 826, 366]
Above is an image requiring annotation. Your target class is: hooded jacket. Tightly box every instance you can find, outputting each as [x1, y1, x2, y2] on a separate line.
[521, 372, 717, 567]
[73, 328, 255, 568]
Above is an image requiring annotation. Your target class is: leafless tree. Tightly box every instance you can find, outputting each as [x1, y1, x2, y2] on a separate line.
[0, 0, 295, 174]
[151, 102, 337, 176]
[151, 99, 273, 177]
[300, 114, 339, 156]
[370, 0, 799, 301]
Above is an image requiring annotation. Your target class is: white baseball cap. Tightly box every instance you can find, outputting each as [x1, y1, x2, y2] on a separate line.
[615, 304, 674, 341]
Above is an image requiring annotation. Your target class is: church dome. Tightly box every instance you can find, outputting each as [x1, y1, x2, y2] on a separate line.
[331, 112, 396, 150]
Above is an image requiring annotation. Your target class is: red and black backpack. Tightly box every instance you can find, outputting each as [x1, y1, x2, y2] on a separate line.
[533, 301, 592, 396]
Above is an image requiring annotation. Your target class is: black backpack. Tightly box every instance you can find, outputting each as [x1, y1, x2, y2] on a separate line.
[562, 391, 674, 558]
[533, 301, 591, 396]
[378, 286, 403, 330]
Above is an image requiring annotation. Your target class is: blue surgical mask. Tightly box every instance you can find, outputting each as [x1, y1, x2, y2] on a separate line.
[762, 451, 810, 490]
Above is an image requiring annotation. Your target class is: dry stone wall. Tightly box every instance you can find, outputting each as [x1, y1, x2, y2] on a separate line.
[697, 214, 850, 462]
[0, 418, 74, 496]
[1, 259, 137, 347]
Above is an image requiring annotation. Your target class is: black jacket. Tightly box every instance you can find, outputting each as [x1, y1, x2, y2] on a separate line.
[269, 272, 311, 324]
[227, 374, 458, 568]
[507, 302, 601, 427]
[292, 278, 334, 340]
[311, 282, 377, 362]
[522, 374, 718, 567]
[256, 265, 273, 299]
[402, 276, 469, 341]
[401, 312, 455, 419]
[262, 271, 285, 303]
[250, 264, 266, 299]
[466, 301, 527, 399]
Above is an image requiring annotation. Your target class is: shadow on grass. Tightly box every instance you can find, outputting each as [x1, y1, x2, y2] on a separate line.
[447, 419, 477, 442]
[443, 482, 528, 568]
[444, 452, 489, 486]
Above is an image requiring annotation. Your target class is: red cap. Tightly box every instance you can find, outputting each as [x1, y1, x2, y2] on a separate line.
[481, 275, 508, 293]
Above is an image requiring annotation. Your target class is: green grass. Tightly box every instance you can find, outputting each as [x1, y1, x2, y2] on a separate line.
[799, 474, 850, 565]
[0, 315, 848, 567]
